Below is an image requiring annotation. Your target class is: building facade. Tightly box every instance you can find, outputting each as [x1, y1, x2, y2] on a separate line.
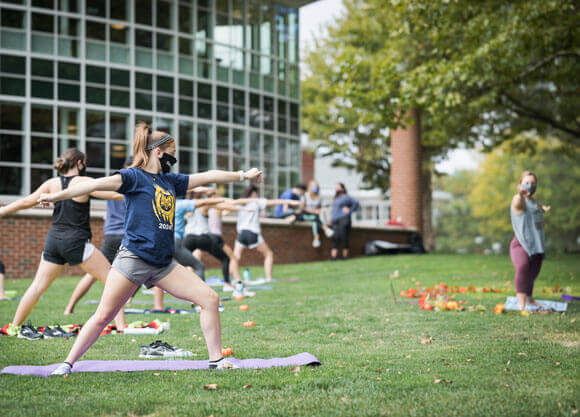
[0, 0, 309, 200]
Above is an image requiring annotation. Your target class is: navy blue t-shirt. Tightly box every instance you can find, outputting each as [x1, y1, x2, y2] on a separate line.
[116, 168, 189, 267]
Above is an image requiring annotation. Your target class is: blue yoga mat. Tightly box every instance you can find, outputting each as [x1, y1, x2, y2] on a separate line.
[504, 296, 568, 312]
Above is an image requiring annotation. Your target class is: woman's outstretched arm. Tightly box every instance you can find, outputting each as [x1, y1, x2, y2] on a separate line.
[188, 168, 262, 189]
[0, 180, 53, 217]
[39, 175, 123, 203]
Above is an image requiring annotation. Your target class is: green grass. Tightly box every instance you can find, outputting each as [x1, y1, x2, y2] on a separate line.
[0, 254, 578, 417]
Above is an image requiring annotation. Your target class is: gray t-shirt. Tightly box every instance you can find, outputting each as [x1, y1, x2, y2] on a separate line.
[304, 193, 321, 212]
[237, 198, 267, 234]
[510, 198, 545, 256]
[184, 208, 210, 236]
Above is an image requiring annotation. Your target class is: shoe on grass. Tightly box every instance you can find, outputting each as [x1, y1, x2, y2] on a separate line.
[18, 322, 43, 340]
[209, 357, 237, 370]
[1, 323, 19, 336]
[50, 362, 72, 376]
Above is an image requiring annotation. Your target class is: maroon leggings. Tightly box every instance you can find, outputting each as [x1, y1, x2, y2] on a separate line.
[509, 237, 543, 296]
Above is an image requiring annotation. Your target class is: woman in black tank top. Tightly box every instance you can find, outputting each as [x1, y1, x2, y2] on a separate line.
[0, 149, 127, 339]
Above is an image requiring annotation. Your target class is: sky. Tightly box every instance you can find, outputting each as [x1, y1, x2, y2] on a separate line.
[298, 0, 482, 174]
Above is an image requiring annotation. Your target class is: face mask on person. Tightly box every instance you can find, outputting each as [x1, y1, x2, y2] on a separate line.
[521, 182, 536, 196]
[335, 189, 344, 197]
[311, 186, 319, 194]
[78, 161, 87, 176]
[159, 152, 177, 173]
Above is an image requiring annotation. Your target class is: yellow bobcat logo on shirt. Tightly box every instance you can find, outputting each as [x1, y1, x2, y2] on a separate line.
[152, 184, 175, 230]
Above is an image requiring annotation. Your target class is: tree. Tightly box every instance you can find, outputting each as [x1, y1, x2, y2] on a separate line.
[302, 0, 579, 191]
[469, 136, 580, 252]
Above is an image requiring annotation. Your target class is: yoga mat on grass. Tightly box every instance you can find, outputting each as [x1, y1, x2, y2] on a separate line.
[504, 296, 568, 312]
[1, 352, 321, 377]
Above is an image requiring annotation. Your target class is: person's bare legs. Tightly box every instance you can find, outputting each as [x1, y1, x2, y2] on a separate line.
[63, 269, 137, 365]
[80, 249, 126, 330]
[0, 272, 9, 300]
[222, 243, 241, 281]
[330, 248, 338, 259]
[12, 259, 62, 326]
[342, 249, 349, 259]
[64, 273, 96, 314]
[155, 264, 222, 360]
[153, 286, 165, 310]
[193, 249, 203, 262]
[255, 242, 274, 282]
[516, 292, 527, 311]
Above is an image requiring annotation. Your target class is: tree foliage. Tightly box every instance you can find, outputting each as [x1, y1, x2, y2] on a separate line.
[302, 0, 579, 190]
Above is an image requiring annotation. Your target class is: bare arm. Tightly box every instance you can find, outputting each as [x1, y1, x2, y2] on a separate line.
[511, 191, 526, 215]
[194, 198, 226, 208]
[39, 175, 123, 203]
[0, 180, 52, 217]
[265, 199, 302, 208]
[90, 191, 124, 201]
[188, 168, 262, 189]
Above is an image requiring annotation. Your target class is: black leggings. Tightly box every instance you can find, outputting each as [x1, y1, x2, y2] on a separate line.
[332, 216, 351, 249]
[174, 237, 205, 281]
[182, 234, 230, 284]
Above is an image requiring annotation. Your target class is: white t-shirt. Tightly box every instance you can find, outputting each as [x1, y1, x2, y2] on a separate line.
[237, 198, 268, 234]
[185, 208, 210, 236]
[304, 193, 321, 211]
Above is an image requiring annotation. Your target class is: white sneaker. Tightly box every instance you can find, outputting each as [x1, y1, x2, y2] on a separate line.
[222, 284, 234, 292]
[312, 238, 321, 248]
[51, 362, 72, 376]
[209, 358, 237, 370]
[324, 228, 334, 238]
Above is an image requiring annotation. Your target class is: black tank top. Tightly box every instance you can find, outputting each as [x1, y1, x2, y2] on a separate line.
[48, 176, 92, 241]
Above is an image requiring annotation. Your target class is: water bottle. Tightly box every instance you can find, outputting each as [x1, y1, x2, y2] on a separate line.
[243, 269, 251, 283]
[234, 280, 244, 298]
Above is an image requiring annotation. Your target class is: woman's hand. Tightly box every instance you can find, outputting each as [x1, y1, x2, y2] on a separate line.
[243, 168, 263, 182]
[518, 184, 530, 199]
[342, 206, 350, 214]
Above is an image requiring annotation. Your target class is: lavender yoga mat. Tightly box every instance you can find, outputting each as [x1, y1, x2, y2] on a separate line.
[1, 352, 321, 378]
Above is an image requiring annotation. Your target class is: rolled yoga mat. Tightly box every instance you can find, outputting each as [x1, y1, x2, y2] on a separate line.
[1, 352, 321, 377]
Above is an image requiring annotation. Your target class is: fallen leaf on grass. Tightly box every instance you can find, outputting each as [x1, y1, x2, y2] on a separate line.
[340, 396, 349, 403]
[420, 338, 432, 345]
[466, 359, 474, 363]
[518, 352, 528, 356]
[375, 369, 382, 373]
[131, 338, 136, 343]
[377, 377, 382, 381]
[328, 332, 336, 337]
[434, 377, 452, 384]
[571, 318, 576, 323]
[555, 361, 561, 366]
[243, 385, 252, 389]
[290, 366, 301, 373]
[504, 384, 510, 388]
[153, 373, 160, 376]
[204, 384, 217, 390]
[63, 374, 68, 380]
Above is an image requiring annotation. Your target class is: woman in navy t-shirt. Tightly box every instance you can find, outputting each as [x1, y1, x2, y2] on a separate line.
[40, 121, 262, 374]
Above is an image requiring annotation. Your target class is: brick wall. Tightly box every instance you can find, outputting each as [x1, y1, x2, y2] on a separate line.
[301, 149, 315, 184]
[0, 211, 413, 278]
[390, 109, 423, 233]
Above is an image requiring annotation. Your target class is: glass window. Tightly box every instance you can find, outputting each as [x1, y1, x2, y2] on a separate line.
[156, 96, 173, 113]
[290, 102, 299, 118]
[179, 120, 193, 148]
[1, 77, 24, 96]
[198, 151, 210, 172]
[1, 55, 25, 74]
[179, 99, 193, 116]
[216, 153, 229, 170]
[217, 86, 229, 103]
[135, 30, 152, 48]
[179, 79, 193, 96]
[58, 83, 80, 101]
[250, 131, 260, 154]
[156, 0, 173, 29]
[179, 149, 193, 173]
[86, 141, 106, 168]
[110, 25, 128, 44]
[86, 21, 105, 40]
[31, 59, 53, 77]
[135, 72, 152, 89]
[233, 129, 245, 155]
[110, 89, 130, 107]
[179, 37, 192, 55]
[58, 108, 79, 136]
[31, 168, 54, 192]
[157, 76, 173, 93]
[217, 104, 229, 122]
[2, 8, 25, 28]
[86, 86, 106, 104]
[0, 167, 23, 195]
[58, 16, 79, 36]
[0, 134, 23, 162]
[0, 103, 23, 130]
[197, 82, 212, 100]
[58, 137, 79, 155]
[110, 0, 128, 21]
[197, 101, 211, 119]
[134, 0, 152, 25]
[31, 13, 54, 33]
[86, 0, 105, 17]
[156, 33, 173, 52]
[85, 110, 106, 138]
[58, 0, 79, 13]
[31, 80, 53, 98]
[217, 127, 229, 152]
[197, 124, 211, 150]
[110, 69, 129, 87]
[86, 65, 106, 84]
[31, 106, 53, 133]
[58, 62, 80, 80]
[109, 142, 128, 169]
[110, 113, 129, 140]
[234, 89, 245, 106]
[179, 4, 193, 34]
[197, 9, 210, 38]
[31, 136, 53, 164]
[135, 92, 152, 110]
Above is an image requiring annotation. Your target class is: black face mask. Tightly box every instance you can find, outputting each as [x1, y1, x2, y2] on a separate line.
[159, 153, 177, 173]
[335, 189, 344, 198]
[78, 162, 87, 176]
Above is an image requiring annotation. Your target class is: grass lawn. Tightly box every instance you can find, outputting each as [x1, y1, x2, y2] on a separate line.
[0, 254, 578, 417]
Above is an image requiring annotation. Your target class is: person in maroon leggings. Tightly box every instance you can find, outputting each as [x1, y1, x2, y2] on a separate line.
[509, 170, 551, 310]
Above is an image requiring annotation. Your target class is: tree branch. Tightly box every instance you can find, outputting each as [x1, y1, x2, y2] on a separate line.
[504, 93, 580, 141]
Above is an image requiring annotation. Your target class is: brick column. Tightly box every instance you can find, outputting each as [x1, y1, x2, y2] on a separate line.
[301, 149, 315, 183]
[390, 109, 423, 233]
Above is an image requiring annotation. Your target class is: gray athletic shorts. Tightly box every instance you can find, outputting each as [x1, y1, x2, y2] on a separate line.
[112, 245, 177, 289]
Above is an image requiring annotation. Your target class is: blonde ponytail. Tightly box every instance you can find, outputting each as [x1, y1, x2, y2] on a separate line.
[131, 121, 151, 169]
